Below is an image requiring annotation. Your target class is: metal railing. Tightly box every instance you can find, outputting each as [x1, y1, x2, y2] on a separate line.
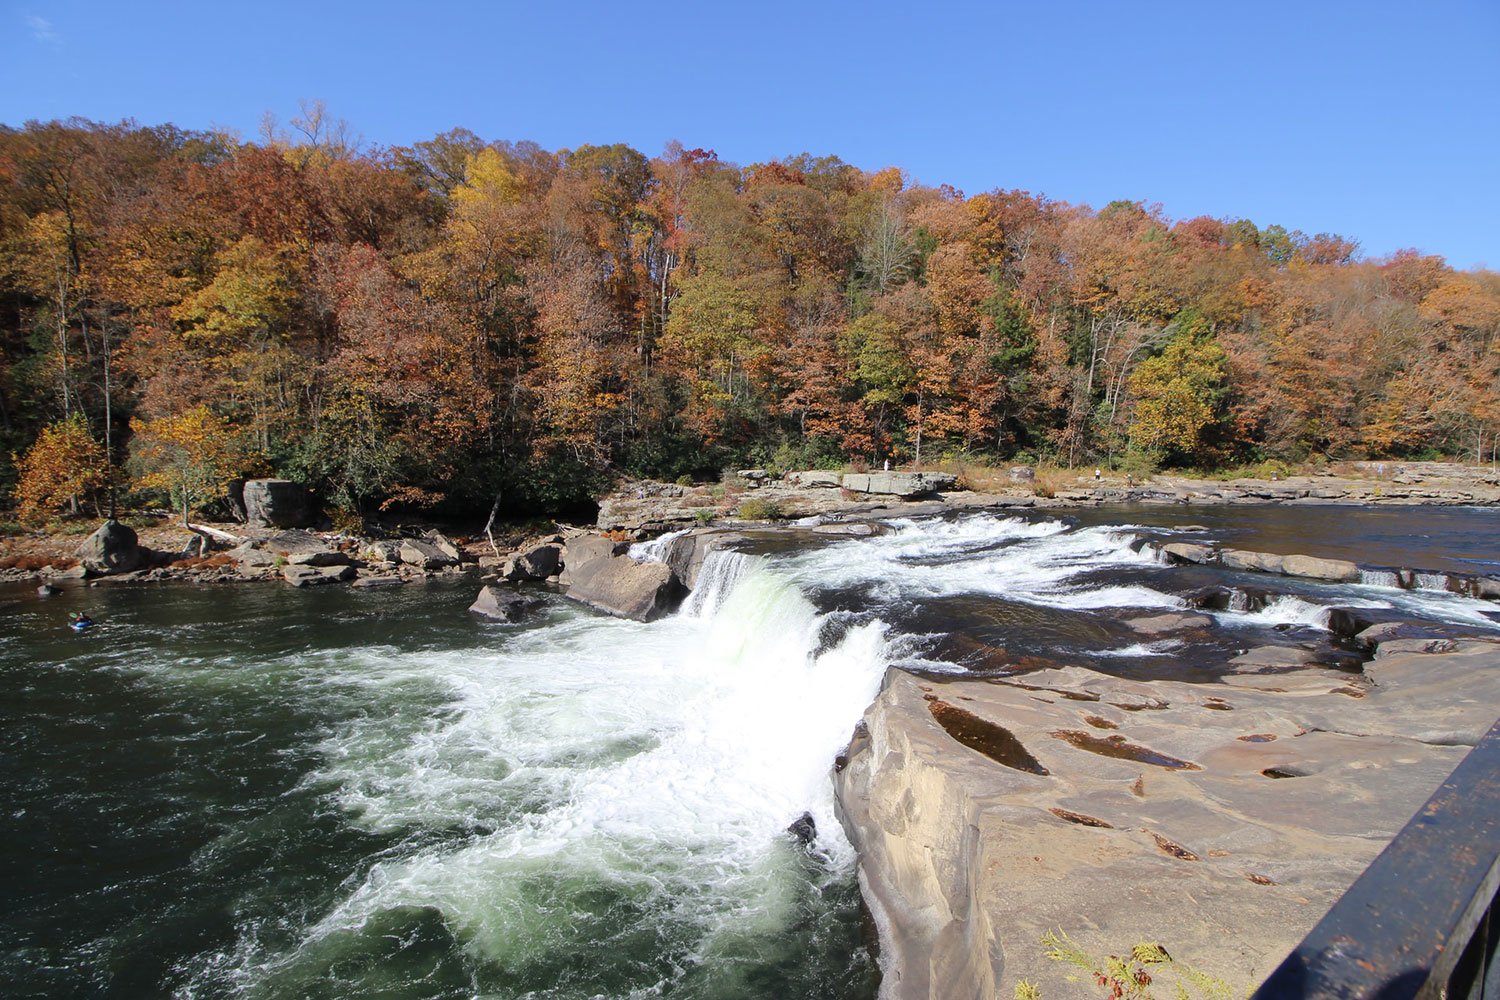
[1252, 718, 1500, 999]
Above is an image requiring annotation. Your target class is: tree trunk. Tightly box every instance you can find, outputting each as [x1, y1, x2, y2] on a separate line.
[484, 490, 504, 559]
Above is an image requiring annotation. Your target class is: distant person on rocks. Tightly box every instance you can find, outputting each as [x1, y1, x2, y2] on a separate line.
[1094, 468, 1101, 481]
[883, 459, 890, 471]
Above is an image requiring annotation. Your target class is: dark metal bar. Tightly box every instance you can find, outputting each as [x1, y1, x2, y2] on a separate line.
[1253, 717, 1500, 999]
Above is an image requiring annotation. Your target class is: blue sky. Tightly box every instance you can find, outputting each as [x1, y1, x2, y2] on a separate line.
[4, 0, 1496, 269]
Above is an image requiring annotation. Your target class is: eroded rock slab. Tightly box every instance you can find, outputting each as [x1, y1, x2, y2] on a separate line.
[835, 641, 1500, 999]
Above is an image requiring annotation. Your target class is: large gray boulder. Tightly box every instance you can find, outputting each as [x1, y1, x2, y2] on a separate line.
[399, 539, 460, 570]
[266, 530, 339, 562]
[469, 585, 541, 622]
[841, 471, 957, 497]
[559, 535, 629, 585]
[74, 520, 145, 576]
[835, 644, 1500, 1000]
[561, 534, 684, 620]
[243, 479, 316, 528]
[502, 543, 561, 581]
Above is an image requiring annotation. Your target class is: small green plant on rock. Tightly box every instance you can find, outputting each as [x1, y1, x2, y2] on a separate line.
[1014, 930, 1236, 1000]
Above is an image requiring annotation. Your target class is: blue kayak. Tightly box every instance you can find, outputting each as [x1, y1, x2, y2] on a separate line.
[69, 620, 94, 632]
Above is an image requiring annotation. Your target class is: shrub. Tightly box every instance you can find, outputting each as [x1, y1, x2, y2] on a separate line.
[693, 509, 715, 525]
[737, 498, 784, 521]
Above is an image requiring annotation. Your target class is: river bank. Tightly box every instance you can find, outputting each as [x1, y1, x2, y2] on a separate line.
[4, 462, 1497, 592]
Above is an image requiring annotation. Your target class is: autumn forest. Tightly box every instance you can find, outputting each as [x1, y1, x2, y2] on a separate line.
[2, 113, 1498, 523]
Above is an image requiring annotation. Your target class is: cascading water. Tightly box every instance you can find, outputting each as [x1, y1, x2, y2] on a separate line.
[4, 506, 1497, 1000]
[180, 554, 891, 999]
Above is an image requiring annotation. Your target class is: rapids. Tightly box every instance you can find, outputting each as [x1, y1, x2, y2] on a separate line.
[3, 505, 1496, 998]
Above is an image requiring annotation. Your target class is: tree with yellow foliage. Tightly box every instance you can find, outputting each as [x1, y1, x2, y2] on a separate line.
[13, 414, 109, 523]
[129, 406, 259, 525]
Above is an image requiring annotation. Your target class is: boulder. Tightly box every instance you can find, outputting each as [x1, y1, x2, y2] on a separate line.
[227, 542, 279, 569]
[399, 539, 460, 570]
[266, 530, 331, 557]
[45, 564, 89, 581]
[1124, 611, 1214, 635]
[282, 563, 355, 587]
[1008, 465, 1036, 482]
[502, 543, 562, 581]
[424, 531, 465, 563]
[287, 548, 352, 567]
[659, 530, 747, 590]
[841, 471, 958, 497]
[242, 479, 316, 528]
[469, 585, 541, 622]
[176, 533, 213, 560]
[362, 540, 402, 564]
[1281, 553, 1362, 582]
[351, 574, 404, 589]
[785, 470, 843, 489]
[1161, 541, 1215, 565]
[811, 522, 880, 536]
[74, 520, 145, 576]
[559, 535, 630, 585]
[566, 557, 683, 621]
[1220, 548, 1287, 574]
[560, 534, 684, 620]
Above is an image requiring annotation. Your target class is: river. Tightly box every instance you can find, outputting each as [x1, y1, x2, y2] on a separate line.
[3, 504, 1497, 999]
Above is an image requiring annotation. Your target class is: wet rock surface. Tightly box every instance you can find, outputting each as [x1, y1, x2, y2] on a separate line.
[560, 534, 685, 621]
[469, 584, 541, 622]
[835, 639, 1500, 1000]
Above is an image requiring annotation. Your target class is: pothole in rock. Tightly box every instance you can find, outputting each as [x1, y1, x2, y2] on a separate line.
[1050, 730, 1201, 770]
[928, 700, 1050, 775]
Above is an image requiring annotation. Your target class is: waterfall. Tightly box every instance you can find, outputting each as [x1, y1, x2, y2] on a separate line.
[237, 545, 891, 997]
[626, 528, 690, 563]
[1359, 568, 1402, 589]
[682, 549, 757, 618]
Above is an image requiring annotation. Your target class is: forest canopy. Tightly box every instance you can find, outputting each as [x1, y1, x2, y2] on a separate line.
[2, 114, 1496, 521]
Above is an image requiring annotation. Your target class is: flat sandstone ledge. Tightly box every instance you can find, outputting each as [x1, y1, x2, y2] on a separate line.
[834, 639, 1500, 1000]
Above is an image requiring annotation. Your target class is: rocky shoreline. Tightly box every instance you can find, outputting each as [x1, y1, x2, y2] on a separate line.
[4, 462, 1496, 593]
